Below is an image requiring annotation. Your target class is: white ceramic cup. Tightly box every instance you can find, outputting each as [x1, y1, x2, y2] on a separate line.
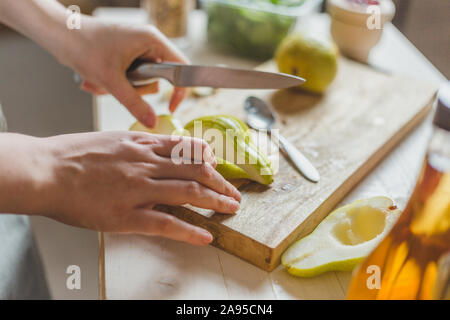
[327, 0, 395, 63]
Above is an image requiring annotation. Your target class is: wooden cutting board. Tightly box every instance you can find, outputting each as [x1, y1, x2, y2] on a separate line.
[155, 57, 437, 272]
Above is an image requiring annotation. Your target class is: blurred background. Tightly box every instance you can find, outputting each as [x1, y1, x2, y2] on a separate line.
[0, 0, 448, 299]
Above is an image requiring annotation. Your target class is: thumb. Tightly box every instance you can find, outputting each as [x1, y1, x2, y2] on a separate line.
[105, 75, 158, 128]
[81, 81, 108, 95]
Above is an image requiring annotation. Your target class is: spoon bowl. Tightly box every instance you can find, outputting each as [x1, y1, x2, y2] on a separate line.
[244, 96, 276, 130]
[244, 96, 320, 183]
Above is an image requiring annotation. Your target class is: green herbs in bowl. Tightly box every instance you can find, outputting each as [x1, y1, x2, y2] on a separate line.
[203, 0, 322, 60]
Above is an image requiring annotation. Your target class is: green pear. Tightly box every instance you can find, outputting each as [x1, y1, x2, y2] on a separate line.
[282, 197, 401, 277]
[129, 114, 185, 135]
[184, 115, 274, 185]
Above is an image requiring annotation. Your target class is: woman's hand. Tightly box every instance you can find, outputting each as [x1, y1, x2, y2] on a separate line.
[0, 0, 188, 128]
[0, 132, 241, 246]
[66, 18, 189, 128]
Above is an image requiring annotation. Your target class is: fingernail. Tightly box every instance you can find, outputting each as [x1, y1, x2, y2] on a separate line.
[201, 230, 213, 244]
[142, 113, 156, 128]
[234, 190, 242, 202]
[229, 198, 240, 212]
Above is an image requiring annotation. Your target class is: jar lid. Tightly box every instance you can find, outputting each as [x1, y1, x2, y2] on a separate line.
[434, 82, 450, 131]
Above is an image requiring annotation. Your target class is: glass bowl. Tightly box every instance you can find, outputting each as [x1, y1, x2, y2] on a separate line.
[202, 0, 323, 60]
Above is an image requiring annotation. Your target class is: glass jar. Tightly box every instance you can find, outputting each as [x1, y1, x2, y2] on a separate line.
[142, 0, 192, 41]
[347, 82, 450, 300]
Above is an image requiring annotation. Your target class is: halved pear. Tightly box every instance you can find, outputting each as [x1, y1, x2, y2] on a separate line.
[129, 114, 184, 135]
[184, 115, 274, 185]
[282, 197, 401, 277]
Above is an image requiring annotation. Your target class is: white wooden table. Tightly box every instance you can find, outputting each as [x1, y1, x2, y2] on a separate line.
[94, 9, 445, 300]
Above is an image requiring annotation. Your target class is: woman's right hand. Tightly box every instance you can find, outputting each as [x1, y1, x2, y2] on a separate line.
[0, 132, 241, 246]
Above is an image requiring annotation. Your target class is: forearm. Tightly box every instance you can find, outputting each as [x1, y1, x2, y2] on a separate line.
[0, 133, 53, 216]
[0, 0, 82, 66]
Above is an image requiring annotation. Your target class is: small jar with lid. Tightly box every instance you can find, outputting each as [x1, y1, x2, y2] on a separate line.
[141, 0, 193, 47]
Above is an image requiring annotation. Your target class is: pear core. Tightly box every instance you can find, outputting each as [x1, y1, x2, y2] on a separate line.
[332, 206, 386, 245]
[282, 196, 401, 277]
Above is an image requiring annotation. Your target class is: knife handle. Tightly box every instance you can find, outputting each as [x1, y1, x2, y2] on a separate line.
[270, 130, 320, 183]
[127, 61, 178, 86]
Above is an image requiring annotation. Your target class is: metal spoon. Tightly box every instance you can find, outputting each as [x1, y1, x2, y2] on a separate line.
[244, 96, 320, 183]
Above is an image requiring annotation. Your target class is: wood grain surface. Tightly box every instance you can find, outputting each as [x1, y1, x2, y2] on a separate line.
[150, 57, 438, 271]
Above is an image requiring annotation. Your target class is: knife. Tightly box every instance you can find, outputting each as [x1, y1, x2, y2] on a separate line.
[126, 61, 305, 89]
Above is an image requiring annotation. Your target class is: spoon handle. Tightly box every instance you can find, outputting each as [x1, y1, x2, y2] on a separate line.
[270, 130, 320, 183]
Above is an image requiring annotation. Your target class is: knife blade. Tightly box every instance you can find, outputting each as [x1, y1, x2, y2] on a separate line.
[127, 62, 305, 89]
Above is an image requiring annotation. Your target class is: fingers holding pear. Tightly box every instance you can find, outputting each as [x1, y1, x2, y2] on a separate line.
[185, 115, 274, 185]
[144, 179, 240, 214]
[147, 157, 241, 202]
[130, 114, 275, 186]
[150, 135, 217, 167]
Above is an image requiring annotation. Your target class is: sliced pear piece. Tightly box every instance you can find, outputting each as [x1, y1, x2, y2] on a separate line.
[191, 87, 216, 97]
[129, 114, 184, 135]
[184, 115, 274, 185]
[215, 157, 251, 180]
[282, 197, 401, 277]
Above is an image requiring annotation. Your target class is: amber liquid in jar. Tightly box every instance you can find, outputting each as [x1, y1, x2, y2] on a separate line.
[347, 153, 450, 300]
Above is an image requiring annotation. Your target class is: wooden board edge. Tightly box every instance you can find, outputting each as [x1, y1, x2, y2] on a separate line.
[271, 90, 437, 269]
[155, 89, 436, 272]
[98, 231, 106, 300]
[156, 204, 276, 271]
